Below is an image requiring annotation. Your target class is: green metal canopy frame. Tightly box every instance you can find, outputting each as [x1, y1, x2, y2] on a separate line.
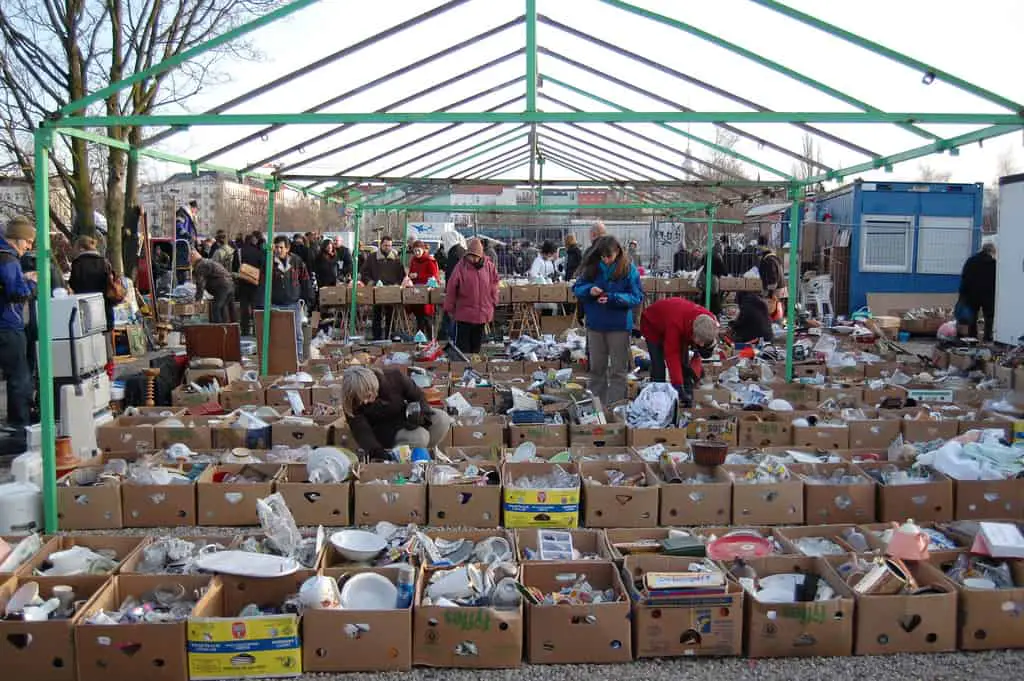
[30, 0, 1024, 532]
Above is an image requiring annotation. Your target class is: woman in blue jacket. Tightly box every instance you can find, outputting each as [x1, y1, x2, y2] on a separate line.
[573, 236, 643, 405]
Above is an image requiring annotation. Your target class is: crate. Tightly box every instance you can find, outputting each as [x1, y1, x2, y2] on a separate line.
[402, 287, 430, 305]
[319, 285, 349, 307]
[355, 286, 374, 305]
[511, 285, 539, 303]
[537, 283, 568, 303]
[428, 288, 446, 304]
[374, 285, 403, 304]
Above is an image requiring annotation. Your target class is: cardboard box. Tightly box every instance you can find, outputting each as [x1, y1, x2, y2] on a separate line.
[185, 362, 243, 387]
[508, 423, 569, 448]
[449, 385, 494, 411]
[121, 472, 198, 527]
[265, 383, 313, 408]
[792, 425, 850, 450]
[954, 560, 1024, 650]
[196, 464, 281, 527]
[276, 463, 351, 526]
[318, 285, 349, 307]
[210, 419, 273, 450]
[153, 418, 213, 451]
[848, 419, 902, 450]
[826, 365, 866, 381]
[96, 418, 156, 454]
[682, 409, 738, 445]
[188, 573, 306, 679]
[451, 416, 506, 447]
[310, 382, 345, 409]
[901, 419, 959, 443]
[659, 463, 732, 526]
[0, 575, 108, 681]
[428, 462, 501, 527]
[75, 575, 217, 681]
[271, 416, 346, 448]
[56, 469, 122, 530]
[218, 382, 265, 410]
[428, 288, 445, 305]
[624, 554, 744, 657]
[353, 463, 427, 525]
[497, 286, 511, 305]
[540, 315, 575, 336]
[743, 556, 854, 658]
[303, 566, 412, 672]
[724, 465, 804, 525]
[502, 462, 580, 528]
[402, 286, 430, 305]
[581, 461, 659, 528]
[413, 570, 522, 668]
[954, 478, 1022, 520]
[511, 284, 539, 303]
[603, 528, 675, 562]
[515, 528, 613, 562]
[627, 425, 688, 449]
[738, 414, 793, 447]
[523, 562, 632, 664]
[19, 535, 145, 577]
[774, 524, 870, 555]
[118, 536, 237, 573]
[569, 413, 628, 448]
[373, 285, 403, 305]
[857, 462, 954, 523]
[171, 384, 220, 408]
[816, 386, 863, 406]
[768, 383, 819, 410]
[487, 360, 524, 376]
[536, 283, 568, 303]
[355, 286, 374, 305]
[791, 464, 876, 524]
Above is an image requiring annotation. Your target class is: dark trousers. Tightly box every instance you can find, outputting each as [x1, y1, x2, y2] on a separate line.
[414, 312, 432, 337]
[0, 329, 32, 430]
[373, 305, 396, 341]
[968, 301, 995, 342]
[648, 341, 694, 389]
[454, 321, 484, 354]
[237, 283, 258, 336]
[209, 284, 235, 324]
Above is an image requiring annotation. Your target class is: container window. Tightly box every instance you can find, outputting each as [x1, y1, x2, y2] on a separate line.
[860, 216, 913, 273]
[916, 216, 973, 275]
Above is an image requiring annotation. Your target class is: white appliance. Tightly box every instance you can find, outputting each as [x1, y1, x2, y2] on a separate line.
[48, 333, 108, 377]
[995, 174, 1024, 345]
[58, 372, 112, 459]
[0, 483, 42, 534]
[48, 293, 107, 340]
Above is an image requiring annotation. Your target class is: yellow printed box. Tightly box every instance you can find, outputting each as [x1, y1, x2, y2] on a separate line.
[188, 614, 302, 679]
[502, 462, 580, 528]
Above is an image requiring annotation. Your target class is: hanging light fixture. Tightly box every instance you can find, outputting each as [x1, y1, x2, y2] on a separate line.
[921, 71, 937, 85]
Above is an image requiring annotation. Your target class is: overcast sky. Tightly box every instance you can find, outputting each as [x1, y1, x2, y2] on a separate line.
[141, 0, 1024, 191]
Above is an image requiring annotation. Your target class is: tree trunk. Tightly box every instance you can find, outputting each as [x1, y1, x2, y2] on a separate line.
[122, 126, 142, 277]
[105, 146, 126, 274]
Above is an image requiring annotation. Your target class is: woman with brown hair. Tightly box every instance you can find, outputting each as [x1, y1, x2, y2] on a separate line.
[572, 236, 643, 405]
[69, 235, 116, 331]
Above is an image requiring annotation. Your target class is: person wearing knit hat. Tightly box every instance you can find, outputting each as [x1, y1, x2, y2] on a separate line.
[0, 216, 39, 446]
[444, 237, 498, 354]
[639, 297, 720, 407]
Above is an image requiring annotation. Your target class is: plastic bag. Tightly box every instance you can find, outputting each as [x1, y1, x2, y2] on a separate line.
[627, 383, 678, 429]
[256, 493, 302, 559]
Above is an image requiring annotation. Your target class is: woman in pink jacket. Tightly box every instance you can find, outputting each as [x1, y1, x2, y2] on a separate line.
[444, 238, 499, 354]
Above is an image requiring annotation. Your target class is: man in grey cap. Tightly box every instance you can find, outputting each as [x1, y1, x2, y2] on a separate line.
[0, 216, 38, 447]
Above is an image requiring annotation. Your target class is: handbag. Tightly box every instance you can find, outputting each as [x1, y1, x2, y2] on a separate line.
[105, 265, 126, 303]
[238, 263, 260, 286]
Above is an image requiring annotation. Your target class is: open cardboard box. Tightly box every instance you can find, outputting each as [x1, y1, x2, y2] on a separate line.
[680, 408, 738, 445]
[276, 463, 351, 526]
[119, 535, 237, 573]
[428, 462, 501, 528]
[217, 381, 266, 410]
[95, 416, 158, 455]
[450, 416, 506, 448]
[196, 464, 282, 527]
[737, 412, 794, 448]
[568, 411, 628, 448]
[954, 476, 1022, 520]
[741, 555, 854, 658]
[522, 561, 632, 664]
[931, 554, 1024, 650]
[791, 424, 850, 450]
[723, 465, 804, 525]
[120, 463, 200, 528]
[848, 418, 902, 450]
[56, 468, 122, 530]
[790, 463, 877, 524]
[271, 414, 347, 448]
[659, 463, 732, 526]
[856, 461, 954, 523]
[623, 554, 744, 658]
[604, 528, 681, 563]
[507, 423, 569, 448]
[74, 575, 218, 681]
[0, 575, 108, 681]
[515, 528, 613, 562]
[353, 463, 427, 526]
[152, 416, 215, 451]
[502, 462, 580, 529]
[17, 535, 146, 578]
[303, 566, 412, 672]
[773, 524, 874, 556]
[580, 461, 659, 528]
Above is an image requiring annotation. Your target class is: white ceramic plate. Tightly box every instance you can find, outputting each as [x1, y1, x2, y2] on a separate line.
[195, 551, 300, 577]
[340, 573, 398, 610]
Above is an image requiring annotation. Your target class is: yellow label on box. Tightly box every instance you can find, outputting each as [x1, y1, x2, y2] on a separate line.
[188, 615, 301, 679]
[502, 486, 579, 528]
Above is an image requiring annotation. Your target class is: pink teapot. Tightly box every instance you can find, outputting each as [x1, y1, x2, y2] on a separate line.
[886, 519, 930, 561]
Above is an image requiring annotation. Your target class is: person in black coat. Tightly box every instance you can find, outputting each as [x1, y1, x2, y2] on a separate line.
[730, 292, 774, 344]
[312, 240, 340, 289]
[958, 243, 997, 342]
[234, 232, 264, 336]
[69, 235, 116, 331]
[564, 233, 583, 280]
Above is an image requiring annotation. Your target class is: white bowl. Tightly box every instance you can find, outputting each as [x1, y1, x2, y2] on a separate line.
[330, 530, 386, 563]
[340, 573, 398, 610]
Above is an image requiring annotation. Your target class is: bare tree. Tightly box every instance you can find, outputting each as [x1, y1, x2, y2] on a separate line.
[791, 132, 826, 182]
[706, 129, 749, 181]
[916, 162, 953, 183]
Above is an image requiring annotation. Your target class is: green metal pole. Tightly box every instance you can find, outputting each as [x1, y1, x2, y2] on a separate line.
[260, 183, 278, 376]
[35, 129, 57, 533]
[704, 206, 716, 310]
[348, 208, 363, 338]
[402, 211, 410, 267]
[537, 156, 545, 207]
[785, 184, 804, 382]
[525, 0, 537, 112]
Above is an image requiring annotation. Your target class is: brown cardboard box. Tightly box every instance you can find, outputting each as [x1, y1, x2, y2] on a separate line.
[196, 464, 281, 526]
[502, 462, 581, 529]
[523, 360, 561, 374]
[265, 383, 313, 408]
[75, 575, 218, 681]
[18, 535, 145, 577]
[428, 462, 501, 527]
[121, 472, 198, 527]
[827, 365, 866, 381]
[816, 386, 864, 406]
[353, 463, 427, 525]
[119, 536, 237, 573]
[402, 286, 430, 305]
[682, 409, 738, 445]
[152, 418, 213, 450]
[624, 554, 744, 657]
[303, 566, 412, 671]
[523, 562, 632, 664]
[184, 362, 243, 387]
[56, 469, 122, 530]
[487, 360, 523, 377]
[355, 286, 374, 305]
[318, 284, 349, 307]
[218, 382, 265, 410]
[769, 383, 820, 409]
[659, 464, 732, 526]
[738, 413, 793, 447]
[857, 462, 954, 522]
[0, 575, 108, 681]
[216, 570, 314, 616]
[449, 384, 494, 411]
[515, 528, 613, 562]
[792, 425, 850, 450]
[957, 418, 1013, 439]
[863, 387, 909, 406]
[374, 285, 403, 305]
[276, 464, 351, 526]
[901, 418, 958, 443]
[537, 282, 569, 303]
[310, 381, 345, 409]
[954, 478, 1022, 520]
[451, 416, 506, 447]
[210, 419, 273, 450]
[497, 286, 511, 305]
[413, 570, 523, 668]
[569, 413, 628, 448]
[271, 415, 346, 448]
[848, 419, 902, 450]
[724, 466, 804, 525]
[508, 423, 568, 448]
[774, 524, 871, 555]
[428, 288, 445, 305]
[171, 384, 220, 408]
[743, 556, 854, 658]
[603, 528, 674, 562]
[581, 461, 659, 528]
[954, 560, 1024, 650]
[96, 418, 156, 454]
[791, 464, 877, 524]
[511, 284, 539, 303]
[627, 425, 688, 449]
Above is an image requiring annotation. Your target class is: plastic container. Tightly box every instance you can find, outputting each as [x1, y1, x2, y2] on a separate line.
[11, 450, 41, 486]
[0, 482, 42, 534]
[395, 564, 415, 609]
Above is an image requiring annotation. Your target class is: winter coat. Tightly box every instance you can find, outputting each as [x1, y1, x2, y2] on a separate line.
[210, 242, 235, 274]
[444, 244, 466, 282]
[360, 249, 406, 286]
[444, 256, 499, 325]
[348, 368, 432, 456]
[0, 236, 35, 331]
[174, 207, 197, 243]
[573, 262, 643, 333]
[959, 250, 996, 309]
[313, 251, 339, 288]
[529, 256, 558, 282]
[69, 251, 115, 331]
[407, 254, 440, 316]
[639, 298, 714, 386]
[730, 293, 773, 343]
[336, 245, 353, 280]
[258, 253, 313, 307]
[192, 258, 234, 299]
[564, 244, 583, 280]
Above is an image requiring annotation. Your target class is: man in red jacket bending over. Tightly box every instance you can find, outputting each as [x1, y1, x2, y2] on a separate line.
[640, 298, 719, 406]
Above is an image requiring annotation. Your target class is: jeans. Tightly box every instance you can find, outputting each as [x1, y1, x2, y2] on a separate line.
[237, 283, 258, 336]
[648, 341, 694, 389]
[454, 321, 485, 354]
[372, 305, 395, 341]
[586, 329, 630, 405]
[0, 329, 32, 430]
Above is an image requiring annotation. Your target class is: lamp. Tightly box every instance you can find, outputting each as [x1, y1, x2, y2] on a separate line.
[922, 71, 936, 85]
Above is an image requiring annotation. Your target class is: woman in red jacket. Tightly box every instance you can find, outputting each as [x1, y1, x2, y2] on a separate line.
[640, 297, 719, 406]
[443, 238, 499, 354]
[406, 240, 440, 336]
